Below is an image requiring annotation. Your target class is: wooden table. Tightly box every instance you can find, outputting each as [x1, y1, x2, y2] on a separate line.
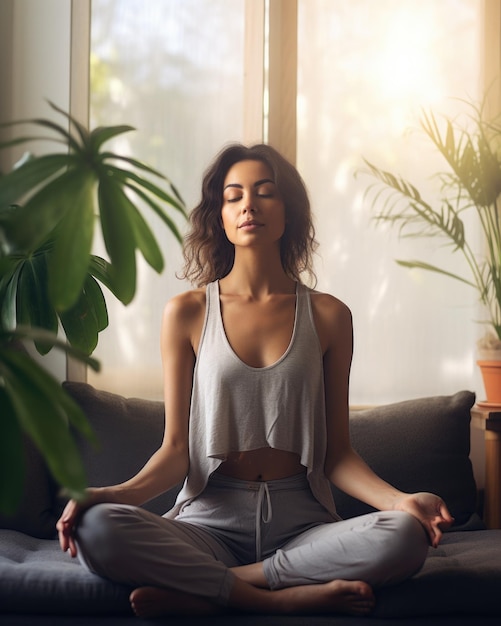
[471, 405, 501, 529]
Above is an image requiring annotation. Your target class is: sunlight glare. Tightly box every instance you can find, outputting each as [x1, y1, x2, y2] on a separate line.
[370, 7, 444, 129]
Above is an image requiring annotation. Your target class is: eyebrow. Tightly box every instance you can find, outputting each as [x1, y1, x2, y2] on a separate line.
[223, 178, 275, 191]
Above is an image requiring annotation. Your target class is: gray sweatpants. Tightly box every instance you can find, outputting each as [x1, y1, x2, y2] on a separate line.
[76, 473, 429, 606]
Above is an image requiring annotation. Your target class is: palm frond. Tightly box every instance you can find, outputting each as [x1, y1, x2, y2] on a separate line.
[360, 98, 501, 341]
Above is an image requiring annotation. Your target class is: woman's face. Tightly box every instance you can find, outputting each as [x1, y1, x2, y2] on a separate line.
[220, 159, 286, 249]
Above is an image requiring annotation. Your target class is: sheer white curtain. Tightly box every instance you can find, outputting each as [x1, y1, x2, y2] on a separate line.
[297, 0, 484, 404]
[88, 0, 246, 399]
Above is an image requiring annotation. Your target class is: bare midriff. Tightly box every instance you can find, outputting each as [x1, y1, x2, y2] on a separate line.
[215, 447, 306, 482]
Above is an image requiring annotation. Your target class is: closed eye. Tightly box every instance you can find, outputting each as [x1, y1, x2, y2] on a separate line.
[255, 182, 276, 198]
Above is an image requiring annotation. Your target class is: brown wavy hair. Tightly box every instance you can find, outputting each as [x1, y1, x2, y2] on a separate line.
[180, 143, 318, 287]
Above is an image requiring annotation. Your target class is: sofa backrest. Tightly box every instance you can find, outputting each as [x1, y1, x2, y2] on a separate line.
[1, 383, 480, 538]
[332, 390, 480, 529]
[64, 381, 178, 517]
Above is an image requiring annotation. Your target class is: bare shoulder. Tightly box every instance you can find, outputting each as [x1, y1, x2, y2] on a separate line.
[163, 288, 206, 320]
[309, 289, 352, 325]
[309, 289, 353, 352]
[162, 288, 206, 343]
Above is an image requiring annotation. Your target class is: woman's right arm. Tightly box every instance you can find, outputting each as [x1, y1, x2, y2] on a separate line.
[57, 290, 203, 556]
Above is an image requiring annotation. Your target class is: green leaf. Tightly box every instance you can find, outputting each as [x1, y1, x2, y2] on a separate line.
[16, 260, 36, 326]
[59, 297, 98, 355]
[28, 255, 58, 353]
[15, 256, 58, 354]
[84, 274, 109, 332]
[99, 152, 167, 181]
[0, 154, 71, 209]
[126, 198, 164, 273]
[89, 125, 135, 152]
[6, 325, 101, 372]
[396, 259, 478, 288]
[0, 387, 25, 515]
[47, 170, 96, 311]
[47, 101, 90, 150]
[5, 168, 87, 253]
[1, 117, 81, 153]
[51, 380, 96, 440]
[0, 260, 22, 330]
[0, 135, 61, 151]
[124, 181, 184, 244]
[104, 164, 187, 215]
[88, 255, 121, 299]
[98, 177, 137, 304]
[59, 275, 108, 355]
[0, 349, 91, 497]
[169, 180, 185, 207]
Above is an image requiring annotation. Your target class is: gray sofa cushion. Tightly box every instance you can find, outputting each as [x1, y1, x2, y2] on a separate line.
[62, 382, 178, 516]
[1, 527, 500, 617]
[0, 529, 131, 615]
[336, 390, 480, 529]
[374, 529, 501, 617]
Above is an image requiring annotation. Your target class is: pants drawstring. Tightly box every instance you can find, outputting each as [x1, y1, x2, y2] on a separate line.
[255, 482, 273, 562]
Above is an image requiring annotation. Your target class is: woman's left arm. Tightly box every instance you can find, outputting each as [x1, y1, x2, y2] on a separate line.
[312, 293, 454, 548]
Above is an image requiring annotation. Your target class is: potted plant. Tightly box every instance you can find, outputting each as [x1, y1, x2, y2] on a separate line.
[0, 102, 187, 514]
[360, 98, 501, 405]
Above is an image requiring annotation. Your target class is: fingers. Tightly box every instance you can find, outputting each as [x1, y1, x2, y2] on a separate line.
[57, 519, 77, 556]
[57, 500, 81, 557]
[68, 535, 78, 559]
[439, 502, 455, 526]
[420, 518, 437, 548]
[57, 528, 67, 552]
[392, 496, 449, 550]
[428, 524, 441, 549]
[399, 493, 454, 548]
[428, 510, 454, 548]
[59, 529, 78, 558]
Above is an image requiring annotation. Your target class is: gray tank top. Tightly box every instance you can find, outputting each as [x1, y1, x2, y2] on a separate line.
[165, 281, 340, 520]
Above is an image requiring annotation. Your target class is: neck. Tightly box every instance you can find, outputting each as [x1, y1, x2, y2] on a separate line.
[220, 247, 295, 298]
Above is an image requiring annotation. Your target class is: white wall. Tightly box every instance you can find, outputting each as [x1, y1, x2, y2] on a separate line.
[0, 0, 73, 382]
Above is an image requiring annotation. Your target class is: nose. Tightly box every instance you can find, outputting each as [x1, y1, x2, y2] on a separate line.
[241, 194, 256, 213]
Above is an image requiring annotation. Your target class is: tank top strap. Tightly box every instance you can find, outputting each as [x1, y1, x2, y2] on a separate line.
[295, 282, 318, 343]
[203, 280, 219, 338]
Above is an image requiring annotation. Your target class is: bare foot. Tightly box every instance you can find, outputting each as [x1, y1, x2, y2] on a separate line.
[129, 587, 226, 618]
[130, 579, 375, 618]
[276, 579, 375, 616]
[227, 576, 375, 616]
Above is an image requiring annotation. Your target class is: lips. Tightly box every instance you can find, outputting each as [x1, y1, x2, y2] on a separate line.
[238, 220, 263, 229]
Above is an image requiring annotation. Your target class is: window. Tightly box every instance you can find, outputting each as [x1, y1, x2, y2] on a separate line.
[88, 0, 486, 404]
[88, 0, 246, 398]
[297, 0, 483, 403]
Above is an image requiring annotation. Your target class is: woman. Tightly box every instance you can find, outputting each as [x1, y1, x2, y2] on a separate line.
[57, 144, 453, 618]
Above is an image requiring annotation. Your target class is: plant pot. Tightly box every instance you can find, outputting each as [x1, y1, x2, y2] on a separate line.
[477, 359, 501, 406]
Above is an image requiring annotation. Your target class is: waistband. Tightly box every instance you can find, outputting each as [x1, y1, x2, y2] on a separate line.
[209, 472, 310, 562]
[209, 471, 309, 492]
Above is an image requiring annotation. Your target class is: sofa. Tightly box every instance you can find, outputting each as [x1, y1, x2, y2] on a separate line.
[1, 383, 500, 626]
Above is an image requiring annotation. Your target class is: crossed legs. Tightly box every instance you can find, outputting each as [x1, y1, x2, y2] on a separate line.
[76, 504, 428, 618]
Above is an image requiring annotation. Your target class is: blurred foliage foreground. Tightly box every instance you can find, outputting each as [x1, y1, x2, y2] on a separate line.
[0, 102, 187, 513]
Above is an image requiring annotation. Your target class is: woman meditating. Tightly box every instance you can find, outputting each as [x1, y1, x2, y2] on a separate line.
[57, 143, 453, 617]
